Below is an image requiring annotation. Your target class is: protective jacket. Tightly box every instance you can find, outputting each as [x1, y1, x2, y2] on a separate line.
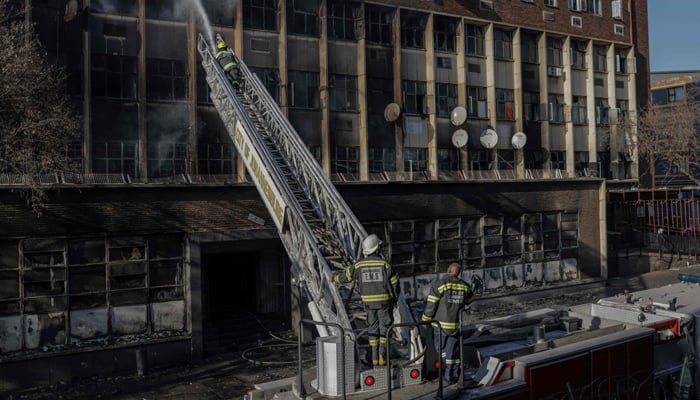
[334, 254, 399, 309]
[421, 276, 473, 335]
[216, 48, 237, 74]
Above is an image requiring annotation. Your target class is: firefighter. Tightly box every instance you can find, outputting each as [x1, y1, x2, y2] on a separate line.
[333, 234, 399, 367]
[421, 262, 473, 385]
[215, 34, 242, 90]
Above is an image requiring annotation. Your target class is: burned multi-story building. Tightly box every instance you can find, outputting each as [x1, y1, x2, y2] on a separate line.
[0, 0, 649, 391]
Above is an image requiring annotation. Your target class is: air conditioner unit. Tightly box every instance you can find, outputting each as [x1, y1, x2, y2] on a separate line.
[547, 66, 562, 77]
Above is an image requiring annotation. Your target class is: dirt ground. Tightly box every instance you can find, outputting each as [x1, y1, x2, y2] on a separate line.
[7, 266, 698, 400]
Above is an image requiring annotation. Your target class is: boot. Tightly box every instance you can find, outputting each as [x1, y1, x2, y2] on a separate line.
[372, 358, 379, 366]
[378, 354, 386, 366]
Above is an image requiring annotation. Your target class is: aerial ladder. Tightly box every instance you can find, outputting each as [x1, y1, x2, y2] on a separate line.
[197, 35, 424, 397]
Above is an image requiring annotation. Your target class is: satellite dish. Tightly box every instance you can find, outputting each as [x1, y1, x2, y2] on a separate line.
[450, 106, 467, 126]
[384, 103, 401, 122]
[452, 129, 468, 148]
[511, 131, 527, 149]
[480, 128, 498, 149]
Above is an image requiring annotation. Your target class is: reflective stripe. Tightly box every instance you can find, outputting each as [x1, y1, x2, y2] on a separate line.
[427, 295, 440, 303]
[437, 321, 458, 329]
[361, 293, 393, 302]
[389, 275, 399, 285]
[216, 50, 232, 58]
[345, 268, 352, 281]
[437, 282, 469, 294]
[421, 314, 432, 322]
[355, 259, 387, 268]
[223, 62, 237, 71]
[379, 337, 387, 344]
[446, 358, 460, 365]
[369, 339, 379, 346]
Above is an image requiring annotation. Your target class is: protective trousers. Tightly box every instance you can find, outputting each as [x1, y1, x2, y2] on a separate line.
[433, 328, 460, 384]
[366, 306, 393, 366]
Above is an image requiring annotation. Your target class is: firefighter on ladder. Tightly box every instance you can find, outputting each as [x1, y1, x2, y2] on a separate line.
[215, 34, 242, 91]
[333, 234, 399, 367]
[421, 262, 473, 385]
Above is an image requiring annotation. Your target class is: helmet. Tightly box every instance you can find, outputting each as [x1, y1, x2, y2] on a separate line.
[362, 234, 382, 256]
[216, 34, 226, 49]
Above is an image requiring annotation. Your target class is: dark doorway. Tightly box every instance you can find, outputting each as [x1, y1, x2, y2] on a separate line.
[205, 252, 258, 319]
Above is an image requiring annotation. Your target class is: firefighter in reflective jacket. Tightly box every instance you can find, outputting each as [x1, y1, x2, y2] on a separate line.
[215, 34, 241, 90]
[421, 262, 473, 385]
[333, 234, 399, 366]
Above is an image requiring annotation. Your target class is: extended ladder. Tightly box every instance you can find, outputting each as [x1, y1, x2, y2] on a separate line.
[197, 34, 421, 394]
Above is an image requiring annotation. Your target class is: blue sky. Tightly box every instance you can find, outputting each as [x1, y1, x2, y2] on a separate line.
[647, 0, 700, 72]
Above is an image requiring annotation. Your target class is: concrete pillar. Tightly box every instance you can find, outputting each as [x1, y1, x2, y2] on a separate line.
[539, 33, 551, 178]
[484, 24, 497, 170]
[627, 46, 638, 180]
[319, 0, 330, 176]
[512, 28, 524, 178]
[607, 45, 619, 179]
[425, 14, 437, 180]
[235, 3, 247, 183]
[187, 235, 203, 361]
[278, 0, 289, 118]
[187, 11, 198, 175]
[392, 9, 404, 173]
[586, 40, 597, 174]
[137, 0, 147, 181]
[83, 0, 92, 174]
[563, 36, 575, 176]
[455, 20, 469, 173]
[357, 3, 369, 181]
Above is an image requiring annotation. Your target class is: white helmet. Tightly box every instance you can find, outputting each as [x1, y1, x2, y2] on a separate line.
[362, 234, 382, 256]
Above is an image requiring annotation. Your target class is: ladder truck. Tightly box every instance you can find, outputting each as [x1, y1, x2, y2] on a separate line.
[197, 34, 425, 398]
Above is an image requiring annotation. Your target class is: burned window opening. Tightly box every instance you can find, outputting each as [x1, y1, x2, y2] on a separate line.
[365, 5, 393, 45]
[401, 11, 426, 49]
[328, 1, 359, 41]
[243, 0, 277, 31]
[287, 0, 319, 36]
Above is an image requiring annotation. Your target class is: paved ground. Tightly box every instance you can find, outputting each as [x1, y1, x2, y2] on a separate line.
[8, 265, 700, 400]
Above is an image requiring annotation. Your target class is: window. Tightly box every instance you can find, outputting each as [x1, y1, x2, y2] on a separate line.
[652, 86, 685, 105]
[521, 32, 539, 63]
[612, 0, 622, 19]
[480, 0, 494, 11]
[614, 24, 624, 36]
[402, 80, 427, 115]
[22, 238, 67, 313]
[401, 11, 426, 49]
[146, 59, 187, 102]
[546, 37, 563, 66]
[329, 74, 358, 111]
[550, 151, 566, 170]
[548, 94, 564, 123]
[470, 149, 492, 170]
[571, 16, 582, 28]
[589, 0, 602, 15]
[593, 44, 607, 72]
[616, 99, 629, 119]
[498, 150, 515, 170]
[93, 141, 138, 177]
[523, 92, 541, 122]
[467, 86, 488, 118]
[434, 16, 456, 52]
[289, 70, 320, 109]
[435, 83, 458, 117]
[368, 147, 396, 173]
[332, 147, 359, 175]
[287, 0, 319, 36]
[243, 0, 276, 31]
[465, 23, 485, 56]
[570, 40, 586, 69]
[148, 142, 188, 178]
[249, 66, 280, 104]
[365, 6, 393, 45]
[493, 29, 513, 60]
[405, 147, 428, 172]
[329, 1, 358, 40]
[438, 148, 460, 171]
[91, 54, 137, 99]
[571, 96, 587, 125]
[614, 48, 627, 74]
[496, 88, 515, 120]
[544, 0, 557, 7]
[595, 98, 609, 125]
[568, 0, 586, 12]
[198, 143, 234, 175]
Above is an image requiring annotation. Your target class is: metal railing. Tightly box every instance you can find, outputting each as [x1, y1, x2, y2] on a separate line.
[297, 318, 348, 400]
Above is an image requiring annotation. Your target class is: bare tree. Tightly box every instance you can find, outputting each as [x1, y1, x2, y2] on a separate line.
[0, 0, 80, 212]
[631, 85, 700, 188]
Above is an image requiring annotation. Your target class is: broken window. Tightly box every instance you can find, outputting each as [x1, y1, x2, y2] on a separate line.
[329, 74, 358, 111]
[22, 238, 67, 313]
[435, 83, 457, 117]
[496, 88, 515, 120]
[365, 5, 393, 45]
[368, 147, 396, 174]
[521, 32, 539, 63]
[91, 54, 137, 100]
[328, 1, 358, 41]
[550, 151, 566, 171]
[571, 96, 588, 125]
[148, 236, 184, 302]
[249, 66, 280, 104]
[147, 142, 188, 178]
[493, 29, 513, 59]
[404, 147, 428, 172]
[402, 80, 426, 115]
[570, 40, 587, 69]
[0, 241, 20, 316]
[287, 0, 319, 36]
[288, 70, 320, 109]
[91, 0, 138, 16]
[146, 59, 188, 102]
[401, 10, 426, 49]
[470, 149, 492, 170]
[433, 16, 456, 52]
[465, 23, 485, 56]
[523, 92, 541, 122]
[547, 37, 563, 66]
[594, 44, 607, 72]
[243, 0, 277, 31]
[332, 147, 359, 175]
[93, 141, 138, 177]
[68, 239, 107, 309]
[437, 148, 460, 171]
[196, 61, 214, 105]
[467, 86, 488, 119]
[198, 143, 235, 175]
[109, 237, 147, 306]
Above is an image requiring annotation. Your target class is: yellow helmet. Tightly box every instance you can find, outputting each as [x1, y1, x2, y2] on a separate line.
[217, 40, 226, 49]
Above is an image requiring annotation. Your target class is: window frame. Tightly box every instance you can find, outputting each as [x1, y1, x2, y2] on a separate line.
[493, 29, 513, 60]
[465, 23, 485, 56]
